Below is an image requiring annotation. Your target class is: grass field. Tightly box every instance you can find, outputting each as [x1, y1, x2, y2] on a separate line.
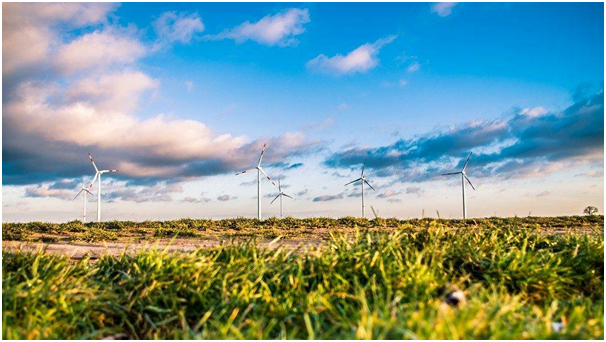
[2, 216, 604, 339]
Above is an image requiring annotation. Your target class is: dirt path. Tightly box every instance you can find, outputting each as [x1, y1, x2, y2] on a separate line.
[2, 237, 325, 259]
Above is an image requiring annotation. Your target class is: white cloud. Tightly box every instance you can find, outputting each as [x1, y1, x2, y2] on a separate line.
[406, 62, 420, 73]
[66, 71, 159, 113]
[153, 11, 205, 45]
[431, 2, 457, 17]
[399, 79, 408, 87]
[208, 8, 310, 47]
[306, 35, 397, 75]
[520, 106, 548, 118]
[55, 28, 146, 74]
[185, 81, 194, 91]
[3, 4, 324, 186]
[25, 184, 74, 200]
[377, 189, 402, 198]
[2, 3, 117, 74]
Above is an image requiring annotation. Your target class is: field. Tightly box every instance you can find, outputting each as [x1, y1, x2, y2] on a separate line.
[2, 216, 604, 339]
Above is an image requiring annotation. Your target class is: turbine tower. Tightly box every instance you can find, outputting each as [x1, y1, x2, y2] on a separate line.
[74, 172, 94, 222]
[442, 152, 476, 219]
[88, 153, 118, 222]
[345, 160, 375, 218]
[270, 179, 293, 218]
[236, 143, 275, 220]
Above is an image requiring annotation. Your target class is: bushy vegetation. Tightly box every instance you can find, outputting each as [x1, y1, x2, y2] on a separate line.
[3, 223, 603, 339]
[2, 215, 603, 243]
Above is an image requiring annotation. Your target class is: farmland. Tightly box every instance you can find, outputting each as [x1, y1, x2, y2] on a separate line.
[2, 216, 604, 339]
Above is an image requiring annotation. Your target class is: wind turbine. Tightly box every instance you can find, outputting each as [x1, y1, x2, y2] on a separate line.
[345, 160, 375, 218]
[88, 153, 118, 222]
[270, 179, 293, 218]
[236, 143, 275, 220]
[371, 206, 379, 219]
[442, 152, 476, 219]
[74, 171, 95, 222]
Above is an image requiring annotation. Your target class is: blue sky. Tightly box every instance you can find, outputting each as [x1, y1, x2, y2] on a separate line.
[2, 2, 604, 221]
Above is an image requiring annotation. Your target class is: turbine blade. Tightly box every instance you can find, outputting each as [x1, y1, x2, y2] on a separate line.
[236, 168, 255, 175]
[270, 194, 280, 204]
[278, 179, 281, 192]
[73, 189, 84, 200]
[464, 174, 476, 190]
[88, 153, 99, 172]
[441, 172, 461, 176]
[257, 143, 267, 167]
[364, 179, 375, 191]
[84, 189, 95, 197]
[283, 194, 293, 199]
[89, 173, 99, 188]
[345, 178, 362, 186]
[258, 167, 275, 186]
[462, 152, 473, 171]
[371, 206, 378, 219]
[108, 169, 118, 173]
[361, 158, 366, 176]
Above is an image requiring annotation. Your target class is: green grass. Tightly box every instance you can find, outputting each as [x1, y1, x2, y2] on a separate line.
[2, 221, 603, 339]
[2, 215, 603, 243]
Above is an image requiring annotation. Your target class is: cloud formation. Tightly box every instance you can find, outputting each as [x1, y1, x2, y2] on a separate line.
[325, 91, 604, 182]
[431, 2, 457, 17]
[376, 189, 402, 198]
[313, 193, 344, 202]
[306, 35, 397, 75]
[207, 8, 310, 47]
[153, 11, 205, 47]
[3, 3, 324, 189]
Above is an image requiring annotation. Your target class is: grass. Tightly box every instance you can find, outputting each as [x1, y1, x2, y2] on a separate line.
[2, 215, 603, 243]
[2, 219, 604, 339]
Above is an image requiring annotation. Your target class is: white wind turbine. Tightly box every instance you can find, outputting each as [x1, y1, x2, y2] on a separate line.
[236, 143, 275, 220]
[345, 160, 375, 218]
[73, 172, 95, 222]
[270, 179, 293, 218]
[442, 152, 476, 219]
[88, 153, 118, 222]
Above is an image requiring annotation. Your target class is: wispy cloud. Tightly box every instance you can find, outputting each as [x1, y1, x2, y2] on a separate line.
[206, 8, 310, 47]
[406, 187, 425, 196]
[153, 11, 204, 48]
[376, 189, 402, 198]
[406, 62, 420, 73]
[180, 196, 211, 203]
[217, 194, 236, 201]
[431, 2, 457, 17]
[306, 35, 397, 75]
[313, 193, 344, 202]
[324, 91, 604, 182]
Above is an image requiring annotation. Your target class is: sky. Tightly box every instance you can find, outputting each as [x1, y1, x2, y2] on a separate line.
[2, 2, 604, 222]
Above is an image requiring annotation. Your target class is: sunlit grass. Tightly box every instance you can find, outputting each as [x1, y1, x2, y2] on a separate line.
[3, 221, 603, 339]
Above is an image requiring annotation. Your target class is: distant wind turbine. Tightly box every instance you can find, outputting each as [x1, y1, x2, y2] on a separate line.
[270, 179, 293, 218]
[236, 143, 275, 220]
[345, 160, 375, 218]
[88, 153, 118, 222]
[442, 152, 476, 219]
[74, 171, 94, 222]
[371, 206, 379, 219]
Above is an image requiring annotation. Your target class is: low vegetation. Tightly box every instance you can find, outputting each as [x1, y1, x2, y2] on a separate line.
[2, 215, 603, 243]
[2, 219, 604, 339]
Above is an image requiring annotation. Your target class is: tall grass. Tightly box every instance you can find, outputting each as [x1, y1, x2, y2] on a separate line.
[3, 215, 603, 243]
[3, 223, 603, 339]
